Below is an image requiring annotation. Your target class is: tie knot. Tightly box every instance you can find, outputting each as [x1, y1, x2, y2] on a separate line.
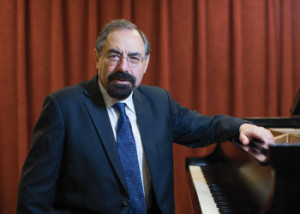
[113, 102, 126, 115]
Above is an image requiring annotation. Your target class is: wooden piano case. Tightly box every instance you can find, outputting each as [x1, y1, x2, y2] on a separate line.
[186, 90, 300, 214]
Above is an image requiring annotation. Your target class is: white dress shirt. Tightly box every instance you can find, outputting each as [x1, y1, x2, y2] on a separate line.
[98, 79, 152, 209]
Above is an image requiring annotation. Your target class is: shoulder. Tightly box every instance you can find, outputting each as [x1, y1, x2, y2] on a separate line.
[51, 80, 88, 97]
[134, 85, 174, 105]
[48, 77, 96, 103]
[40, 78, 96, 114]
[135, 85, 170, 98]
[134, 85, 178, 112]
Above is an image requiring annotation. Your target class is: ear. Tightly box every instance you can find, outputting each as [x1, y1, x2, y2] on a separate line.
[143, 55, 150, 74]
[94, 48, 100, 69]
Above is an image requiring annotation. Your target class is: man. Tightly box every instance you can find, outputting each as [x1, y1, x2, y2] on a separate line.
[17, 19, 274, 214]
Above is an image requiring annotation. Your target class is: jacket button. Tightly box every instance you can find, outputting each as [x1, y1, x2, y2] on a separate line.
[122, 199, 130, 207]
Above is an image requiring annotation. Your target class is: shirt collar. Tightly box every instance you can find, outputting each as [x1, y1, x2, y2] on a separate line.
[98, 78, 135, 113]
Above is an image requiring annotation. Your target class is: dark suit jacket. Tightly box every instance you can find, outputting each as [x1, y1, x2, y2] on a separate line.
[17, 75, 246, 214]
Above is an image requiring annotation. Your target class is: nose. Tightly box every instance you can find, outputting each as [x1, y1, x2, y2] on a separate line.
[118, 57, 129, 72]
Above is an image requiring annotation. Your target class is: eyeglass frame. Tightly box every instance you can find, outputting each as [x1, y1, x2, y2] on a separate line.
[102, 49, 145, 68]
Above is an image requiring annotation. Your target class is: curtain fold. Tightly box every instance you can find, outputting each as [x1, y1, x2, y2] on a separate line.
[280, 0, 294, 115]
[193, 0, 208, 113]
[16, 0, 29, 176]
[230, 0, 244, 116]
[266, 0, 280, 116]
[1, 0, 299, 213]
[50, 0, 67, 90]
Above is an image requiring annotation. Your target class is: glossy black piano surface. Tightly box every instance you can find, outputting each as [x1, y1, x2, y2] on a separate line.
[186, 117, 300, 214]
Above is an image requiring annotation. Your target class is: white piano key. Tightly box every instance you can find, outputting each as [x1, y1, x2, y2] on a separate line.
[189, 165, 220, 214]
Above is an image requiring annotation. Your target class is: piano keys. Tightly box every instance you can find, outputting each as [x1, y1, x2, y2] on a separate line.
[186, 117, 300, 214]
[189, 165, 219, 213]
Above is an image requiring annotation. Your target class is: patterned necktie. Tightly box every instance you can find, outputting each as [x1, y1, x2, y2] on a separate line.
[114, 103, 147, 214]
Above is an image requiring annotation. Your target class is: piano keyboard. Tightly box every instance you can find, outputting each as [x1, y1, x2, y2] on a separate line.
[189, 165, 220, 214]
[189, 164, 258, 214]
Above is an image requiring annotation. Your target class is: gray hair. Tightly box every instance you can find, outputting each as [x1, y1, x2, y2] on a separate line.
[95, 19, 151, 57]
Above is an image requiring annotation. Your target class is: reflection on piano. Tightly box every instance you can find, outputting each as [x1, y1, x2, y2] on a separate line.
[187, 117, 300, 214]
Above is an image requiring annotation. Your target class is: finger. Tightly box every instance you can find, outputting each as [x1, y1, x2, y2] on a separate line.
[239, 133, 250, 145]
[260, 129, 274, 144]
[253, 128, 274, 144]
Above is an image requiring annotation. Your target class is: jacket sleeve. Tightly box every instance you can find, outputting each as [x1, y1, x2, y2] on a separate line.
[17, 94, 65, 214]
[167, 91, 247, 147]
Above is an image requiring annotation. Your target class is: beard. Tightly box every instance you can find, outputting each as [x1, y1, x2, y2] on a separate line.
[106, 71, 137, 100]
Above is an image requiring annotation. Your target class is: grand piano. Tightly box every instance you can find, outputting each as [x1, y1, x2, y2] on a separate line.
[186, 91, 300, 214]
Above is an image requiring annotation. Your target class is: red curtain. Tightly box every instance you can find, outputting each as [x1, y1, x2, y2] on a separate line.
[1, 0, 299, 213]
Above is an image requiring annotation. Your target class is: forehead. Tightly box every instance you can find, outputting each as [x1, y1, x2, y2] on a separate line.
[103, 29, 145, 55]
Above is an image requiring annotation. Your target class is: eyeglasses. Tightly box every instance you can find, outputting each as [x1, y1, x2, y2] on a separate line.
[104, 53, 144, 68]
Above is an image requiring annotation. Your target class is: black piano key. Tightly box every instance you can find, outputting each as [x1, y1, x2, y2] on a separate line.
[200, 165, 258, 214]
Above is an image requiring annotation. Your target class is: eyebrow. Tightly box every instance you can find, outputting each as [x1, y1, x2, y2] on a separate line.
[107, 49, 122, 55]
[107, 48, 143, 57]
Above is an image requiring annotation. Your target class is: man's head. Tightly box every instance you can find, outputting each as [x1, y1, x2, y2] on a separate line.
[94, 19, 151, 100]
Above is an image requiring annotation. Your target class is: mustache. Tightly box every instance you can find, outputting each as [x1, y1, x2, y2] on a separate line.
[108, 71, 136, 85]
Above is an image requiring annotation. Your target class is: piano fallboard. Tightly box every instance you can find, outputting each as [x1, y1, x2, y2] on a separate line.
[186, 117, 300, 214]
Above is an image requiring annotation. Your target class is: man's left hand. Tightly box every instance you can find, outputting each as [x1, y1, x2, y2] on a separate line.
[239, 123, 274, 146]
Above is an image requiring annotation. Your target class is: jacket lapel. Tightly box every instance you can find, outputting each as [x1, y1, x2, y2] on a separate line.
[133, 90, 158, 182]
[81, 77, 159, 195]
[81, 76, 127, 190]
